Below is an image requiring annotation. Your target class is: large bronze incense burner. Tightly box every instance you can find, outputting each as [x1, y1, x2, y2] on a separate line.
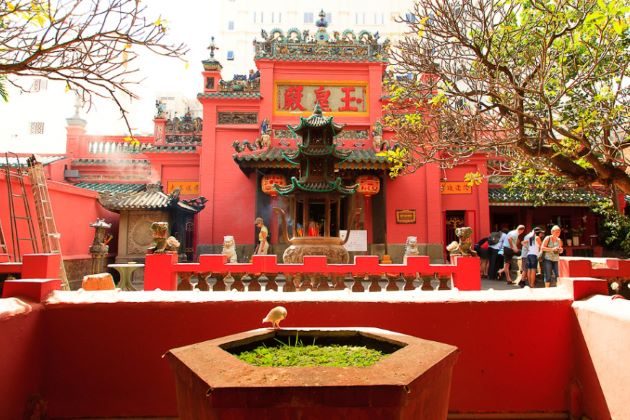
[274, 207, 359, 264]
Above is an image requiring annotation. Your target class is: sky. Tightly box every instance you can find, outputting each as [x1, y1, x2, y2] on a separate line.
[0, 0, 219, 153]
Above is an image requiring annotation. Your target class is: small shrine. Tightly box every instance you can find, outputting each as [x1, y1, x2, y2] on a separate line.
[99, 184, 206, 262]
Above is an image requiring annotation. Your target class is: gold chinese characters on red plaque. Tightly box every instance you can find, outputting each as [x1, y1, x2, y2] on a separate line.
[275, 82, 368, 115]
[167, 181, 199, 195]
[440, 182, 473, 195]
[396, 209, 416, 224]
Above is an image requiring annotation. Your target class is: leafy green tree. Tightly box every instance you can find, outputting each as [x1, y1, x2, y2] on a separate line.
[386, 0, 629, 197]
[0, 0, 187, 131]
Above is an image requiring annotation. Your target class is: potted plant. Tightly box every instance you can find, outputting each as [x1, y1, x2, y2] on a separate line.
[166, 328, 459, 420]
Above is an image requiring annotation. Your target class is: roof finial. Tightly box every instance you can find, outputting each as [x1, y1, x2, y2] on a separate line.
[313, 102, 323, 116]
[207, 36, 219, 59]
[315, 10, 328, 28]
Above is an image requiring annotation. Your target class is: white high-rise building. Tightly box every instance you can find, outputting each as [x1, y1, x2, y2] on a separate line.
[0, 1, 415, 153]
[215, 0, 415, 77]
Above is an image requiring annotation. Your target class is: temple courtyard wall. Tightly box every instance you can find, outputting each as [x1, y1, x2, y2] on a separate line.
[0, 173, 119, 288]
[1, 277, 628, 419]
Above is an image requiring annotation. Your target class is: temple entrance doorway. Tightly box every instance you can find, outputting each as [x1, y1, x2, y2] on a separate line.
[445, 211, 465, 261]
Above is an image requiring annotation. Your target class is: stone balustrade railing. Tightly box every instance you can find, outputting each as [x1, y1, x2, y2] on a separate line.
[144, 253, 481, 292]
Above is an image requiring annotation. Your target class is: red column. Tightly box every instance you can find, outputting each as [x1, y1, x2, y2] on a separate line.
[425, 163, 443, 244]
[451, 256, 481, 291]
[153, 118, 167, 144]
[364, 195, 373, 244]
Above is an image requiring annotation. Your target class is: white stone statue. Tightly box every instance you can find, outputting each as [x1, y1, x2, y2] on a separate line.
[403, 236, 420, 263]
[222, 235, 238, 263]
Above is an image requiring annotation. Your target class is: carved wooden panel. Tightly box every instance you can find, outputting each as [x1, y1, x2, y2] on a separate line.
[217, 112, 258, 125]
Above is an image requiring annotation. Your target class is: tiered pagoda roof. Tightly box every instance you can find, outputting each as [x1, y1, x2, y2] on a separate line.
[272, 104, 358, 196]
[278, 177, 357, 195]
[234, 147, 389, 171]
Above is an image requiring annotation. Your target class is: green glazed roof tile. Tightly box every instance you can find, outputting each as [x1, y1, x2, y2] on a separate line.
[197, 92, 262, 99]
[489, 187, 599, 207]
[73, 183, 146, 194]
[234, 147, 388, 167]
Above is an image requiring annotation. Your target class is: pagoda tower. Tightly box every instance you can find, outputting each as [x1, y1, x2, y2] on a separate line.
[275, 104, 357, 238]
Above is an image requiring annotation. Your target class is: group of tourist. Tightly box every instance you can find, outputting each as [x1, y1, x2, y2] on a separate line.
[477, 224, 565, 287]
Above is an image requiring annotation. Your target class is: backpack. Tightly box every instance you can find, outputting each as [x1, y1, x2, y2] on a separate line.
[488, 231, 502, 246]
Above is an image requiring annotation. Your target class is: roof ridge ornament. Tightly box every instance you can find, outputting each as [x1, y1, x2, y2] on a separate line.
[315, 10, 328, 28]
[146, 183, 163, 193]
[313, 103, 323, 116]
[207, 36, 219, 59]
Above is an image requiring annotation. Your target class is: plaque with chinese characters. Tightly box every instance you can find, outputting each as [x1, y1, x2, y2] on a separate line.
[275, 82, 368, 115]
[440, 182, 473, 194]
[167, 181, 200, 195]
[395, 209, 416, 224]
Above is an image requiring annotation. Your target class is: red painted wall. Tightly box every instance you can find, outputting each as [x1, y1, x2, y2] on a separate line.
[39, 294, 572, 418]
[47, 181, 118, 257]
[198, 97, 259, 246]
[0, 303, 44, 419]
[2, 278, 626, 418]
[0, 174, 118, 259]
[160, 163, 200, 197]
[385, 166, 438, 244]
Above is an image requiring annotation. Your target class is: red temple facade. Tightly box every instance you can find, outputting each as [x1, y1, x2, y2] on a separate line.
[1, 20, 615, 273]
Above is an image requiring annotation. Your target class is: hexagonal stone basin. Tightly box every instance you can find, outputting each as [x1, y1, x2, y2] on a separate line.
[166, 328, 458, 420]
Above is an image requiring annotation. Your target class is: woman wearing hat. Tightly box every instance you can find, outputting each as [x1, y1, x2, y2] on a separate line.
[254, 217, 269, 255]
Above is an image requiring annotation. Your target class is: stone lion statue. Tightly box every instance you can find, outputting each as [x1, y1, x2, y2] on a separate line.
[403, 236, 420, 263]
[148, 222, 180, 254]
[221, 235, 238, 263]
[446, 227, 477, 257]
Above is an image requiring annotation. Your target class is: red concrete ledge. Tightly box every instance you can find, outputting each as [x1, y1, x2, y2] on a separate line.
[2, 279, 61, 302]
[572, 295, 630, 419]
[557, 277, 609, 301]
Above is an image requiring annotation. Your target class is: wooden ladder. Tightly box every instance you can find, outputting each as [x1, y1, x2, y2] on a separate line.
[3, 153, 39, 262]
[0, 218, 8, 259]
[27, 156, 70, 290]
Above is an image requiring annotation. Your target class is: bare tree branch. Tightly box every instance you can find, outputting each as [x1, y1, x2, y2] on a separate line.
[0, 0, 188, 134]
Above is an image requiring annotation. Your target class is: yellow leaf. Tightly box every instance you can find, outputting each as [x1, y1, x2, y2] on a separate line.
[154, 15, 167, 31]
[64, 81, 70, 92]
[464, 171, 483, 187]
[184, 61, 190, 70]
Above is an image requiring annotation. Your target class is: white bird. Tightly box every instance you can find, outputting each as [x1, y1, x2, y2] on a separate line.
[262, 306, 287, 329]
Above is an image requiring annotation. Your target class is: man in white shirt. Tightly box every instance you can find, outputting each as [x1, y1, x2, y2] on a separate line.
[488, 229, 507, 280]
[498, 225, 525, 284]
